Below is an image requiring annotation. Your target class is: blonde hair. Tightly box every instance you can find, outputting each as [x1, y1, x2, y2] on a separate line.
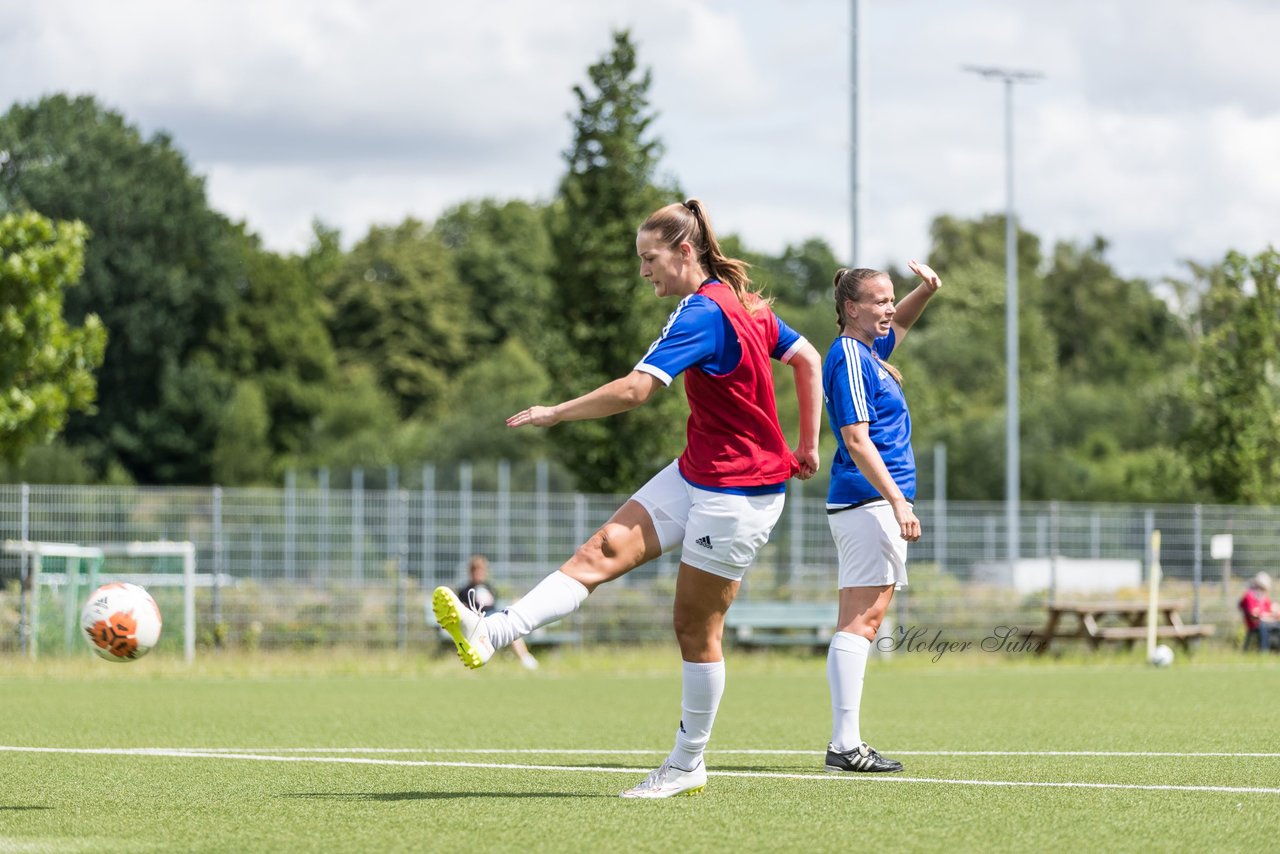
[832, 267, 903, 385]
[639, 199, 769, 313]
[1253, 571, 1272, 592]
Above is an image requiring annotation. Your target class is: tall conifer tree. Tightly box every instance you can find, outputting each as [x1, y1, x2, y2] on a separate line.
[549, 31, 685, 492]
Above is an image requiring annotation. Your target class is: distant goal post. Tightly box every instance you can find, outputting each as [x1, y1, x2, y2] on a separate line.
[4, 539, 204, 663]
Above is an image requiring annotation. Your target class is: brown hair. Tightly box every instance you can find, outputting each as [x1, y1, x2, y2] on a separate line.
[639, 199, 770, 313]
[832, 267, 903, 386]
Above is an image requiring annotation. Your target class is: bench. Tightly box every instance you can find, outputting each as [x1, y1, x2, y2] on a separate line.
[724, 601, 837, 647]
[1094, 625, 1216, 646]
[1031, 600, 1215, 654]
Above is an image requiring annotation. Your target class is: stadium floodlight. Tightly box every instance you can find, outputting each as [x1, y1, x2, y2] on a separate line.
[850, 0, 866, 265]
[962, 63, 1044, 578]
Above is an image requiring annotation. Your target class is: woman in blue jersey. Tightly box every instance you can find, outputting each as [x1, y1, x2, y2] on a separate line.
[433, 199, 823, 798]
[822, 261, 941, 774]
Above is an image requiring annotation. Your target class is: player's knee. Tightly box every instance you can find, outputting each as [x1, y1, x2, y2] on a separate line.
[565, 528, 628, 584]
[851, 611, 884, 640]
[672, 607, 718, 648]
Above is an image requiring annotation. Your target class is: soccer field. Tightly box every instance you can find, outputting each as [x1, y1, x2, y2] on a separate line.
[2, 650, 1276, 853]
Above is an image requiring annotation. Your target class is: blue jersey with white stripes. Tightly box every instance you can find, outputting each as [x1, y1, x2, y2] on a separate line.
[635, 291, 804, 386]
[823, 330, 916, 505]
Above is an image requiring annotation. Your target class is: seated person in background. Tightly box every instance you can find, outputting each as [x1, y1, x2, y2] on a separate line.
[1239, 572, 1277, 652]
[457, 555, 540, 670]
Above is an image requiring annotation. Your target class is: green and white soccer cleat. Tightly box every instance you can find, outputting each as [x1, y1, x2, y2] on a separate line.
[432, 586, 494, 669]
[619, 759, 707, 799]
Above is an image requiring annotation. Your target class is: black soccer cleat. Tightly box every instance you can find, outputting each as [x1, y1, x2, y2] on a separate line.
[824, 742, 903, 773]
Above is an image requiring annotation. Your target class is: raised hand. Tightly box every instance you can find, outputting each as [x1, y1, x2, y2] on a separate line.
[907, 259, 941, 292]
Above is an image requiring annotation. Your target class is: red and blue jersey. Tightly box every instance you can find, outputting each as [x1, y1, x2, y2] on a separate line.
[823, 331, 916, 506]
[635, 281, 805, 494]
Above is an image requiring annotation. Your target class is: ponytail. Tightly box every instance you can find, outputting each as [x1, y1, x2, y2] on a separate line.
[640, 199, 771, 313]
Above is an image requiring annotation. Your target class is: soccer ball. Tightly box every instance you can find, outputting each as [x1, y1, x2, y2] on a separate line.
[1148, 643, 1174, 668]
[80, 582, 162, 662]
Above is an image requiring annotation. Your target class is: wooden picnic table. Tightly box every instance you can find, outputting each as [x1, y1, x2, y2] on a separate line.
[1029, 600, 1215, 655]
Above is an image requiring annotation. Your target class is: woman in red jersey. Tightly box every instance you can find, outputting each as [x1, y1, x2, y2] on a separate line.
[434, 198, 821, 798]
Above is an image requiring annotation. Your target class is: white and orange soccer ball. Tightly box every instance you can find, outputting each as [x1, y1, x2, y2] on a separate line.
[80, 582, 163, 662]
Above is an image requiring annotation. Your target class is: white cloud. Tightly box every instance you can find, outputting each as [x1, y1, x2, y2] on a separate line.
[0, 0, 1276, 277]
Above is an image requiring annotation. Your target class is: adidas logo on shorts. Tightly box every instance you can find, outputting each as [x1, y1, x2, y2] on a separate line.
[695, 535, 713, 549]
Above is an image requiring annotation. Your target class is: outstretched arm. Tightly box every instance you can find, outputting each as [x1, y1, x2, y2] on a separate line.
[788, 340, 822, 479]
[840, 422, 920, 542]
[507, 370, 662, 428]
[890, 260, 942, 345]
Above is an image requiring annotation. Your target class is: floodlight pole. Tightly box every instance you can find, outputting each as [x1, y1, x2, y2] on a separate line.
[963, 65, 1043, 578]
[850, 0, 865, 265]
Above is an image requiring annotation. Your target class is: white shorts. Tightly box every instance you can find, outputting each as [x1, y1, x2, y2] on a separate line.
[827, 499, 909, 589]
[631, 460, 786, 581]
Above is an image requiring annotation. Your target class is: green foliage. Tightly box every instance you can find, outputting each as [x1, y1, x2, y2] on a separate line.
[2, 75, 1272, 506]
[324, 219, 471, 418]
[0, 439, 135, 484]
[894, 217, 1042, 500]
[433, 199, 554, 349]
[1020, 380, 1201, 502]
[211, 380, 273, 485]
[1183, 248, 1280, 503]
[0, 95, 239, 483]
[287, 364, 406, 471]
[896, 215, 1205, 503]
[548, 30, 686, 492]
[754, 237, 842, 306]
[294, 220, 344, 300]
[219, 228, 338, 458]
[0, 211, 106, 461]
[415, 338, 554, 464]
[1041, 237, 1190, 382]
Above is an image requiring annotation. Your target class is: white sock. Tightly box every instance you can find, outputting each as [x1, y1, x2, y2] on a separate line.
[668, 660, 725, 771]
[484, 571, 588, 651]
[828, 631, 871, 752]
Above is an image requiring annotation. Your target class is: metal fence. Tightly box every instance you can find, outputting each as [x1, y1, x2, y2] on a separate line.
[2, 479, 1274, 656]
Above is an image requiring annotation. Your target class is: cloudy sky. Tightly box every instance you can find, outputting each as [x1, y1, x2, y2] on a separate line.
[2, 0, 1276, 282]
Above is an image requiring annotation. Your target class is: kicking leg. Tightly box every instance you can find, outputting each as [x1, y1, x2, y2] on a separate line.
[437, 500, 661, 668]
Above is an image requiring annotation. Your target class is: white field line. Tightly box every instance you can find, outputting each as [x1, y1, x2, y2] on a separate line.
[3, 746, 1279, 796]
[104, 746, 1280, 759]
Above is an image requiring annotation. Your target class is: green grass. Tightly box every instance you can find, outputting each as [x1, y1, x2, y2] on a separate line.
[2, 647, 1277, 853]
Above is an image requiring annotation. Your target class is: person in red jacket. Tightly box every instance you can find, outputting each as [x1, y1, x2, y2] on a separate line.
[1240, 572, 1277, 652]
[434, 198, 822, 798]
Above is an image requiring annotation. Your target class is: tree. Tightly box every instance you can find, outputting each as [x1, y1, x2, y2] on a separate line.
[754, 237, 842, 306]
[894, 215, 1053, 500]
[219, 228, 339, 459]
[432, 199, 554, 350]
[323, 219, 471, 418]
[1183, 248, 1280, 504]
[0, 211, 106, 460]
[0, 95, 239, 483]
[549, 30, 685, 492]
[415, 339, 554, 464]
[1041, 237, 1188, 383]
[210, 379, 273, 485]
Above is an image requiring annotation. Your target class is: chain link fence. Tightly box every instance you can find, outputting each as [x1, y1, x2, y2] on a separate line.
[3, 478, 1273, 657]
